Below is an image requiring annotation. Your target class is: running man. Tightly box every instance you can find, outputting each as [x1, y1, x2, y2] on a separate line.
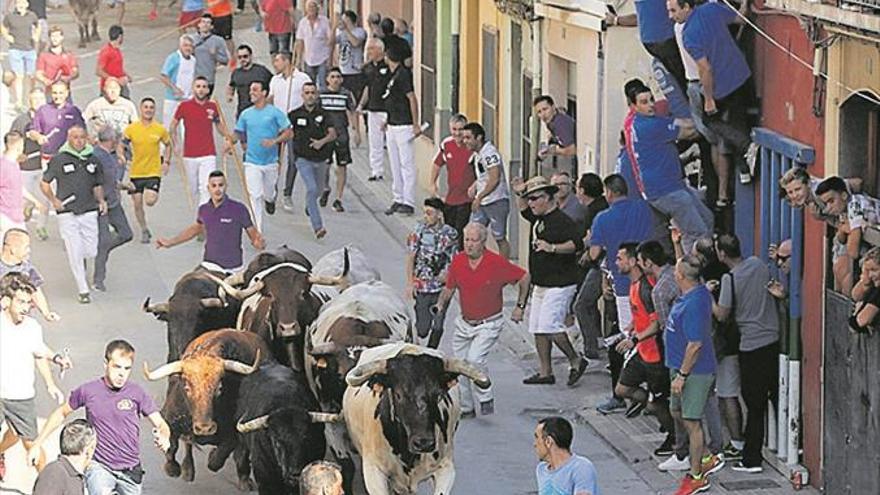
[319, 67, 360, 212]
[123, 97, 172, 244]
[231, 80, 291, 231]
[170, 76, 233, 207]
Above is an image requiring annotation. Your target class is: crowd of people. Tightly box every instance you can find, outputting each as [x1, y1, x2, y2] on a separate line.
[2, 0, 876, 494]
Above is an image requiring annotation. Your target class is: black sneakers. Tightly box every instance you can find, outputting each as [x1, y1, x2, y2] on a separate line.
[653, 434, 675, 457]
[332, 199, 344, 212]
[567, 358, 590, 386]
[265, 200, 276, 215]
[319, 190, 330, 207]
[523, 373, 555, 385]
[397, 204, 415, 215]
[384, 202, 402, 215]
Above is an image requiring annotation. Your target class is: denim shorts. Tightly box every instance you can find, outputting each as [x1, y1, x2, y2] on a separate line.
[8, 49, 37, 75]
[470, 198, 510, 240]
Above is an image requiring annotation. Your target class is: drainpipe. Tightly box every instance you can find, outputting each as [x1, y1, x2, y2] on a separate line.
[594, 29, 605, 172]
[529, 17, 543, 178]
[451, 0, 460, 114]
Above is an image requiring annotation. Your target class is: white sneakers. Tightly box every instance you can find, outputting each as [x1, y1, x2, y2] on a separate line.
[658, 454, 691, 472]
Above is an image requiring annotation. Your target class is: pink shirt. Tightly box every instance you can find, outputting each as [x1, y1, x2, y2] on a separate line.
[0, 156, 24, 223]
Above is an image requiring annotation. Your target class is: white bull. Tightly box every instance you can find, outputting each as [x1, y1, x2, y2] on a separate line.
[341, 343, 490, 495]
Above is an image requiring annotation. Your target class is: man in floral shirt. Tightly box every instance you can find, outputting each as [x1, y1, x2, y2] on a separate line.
[406, 197, 459, 348]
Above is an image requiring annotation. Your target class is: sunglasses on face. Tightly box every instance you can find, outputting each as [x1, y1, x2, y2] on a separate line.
[526, 195, 545, 202]
[237, 54, 250, 59]
[775, 254, 791, 265]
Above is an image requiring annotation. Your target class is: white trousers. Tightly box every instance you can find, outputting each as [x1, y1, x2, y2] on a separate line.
[366, 111, 386, 177]
[452, 315, 504, 412]
[163, 99, 182, 141]
[57, 211, 99, 294]
[385, 124, 415, 207]
[244, 162, 278, 231]
[183, 156, 216, 206]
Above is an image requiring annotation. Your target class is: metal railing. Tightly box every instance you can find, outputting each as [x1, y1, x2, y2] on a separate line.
[841, 0, 880, 11]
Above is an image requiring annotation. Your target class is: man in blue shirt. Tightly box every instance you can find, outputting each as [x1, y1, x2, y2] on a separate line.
[608, 0, 687, 95]
[232, 80, 291, 231]
[664, 255, 723, 495]
[534, 416, 600, 495]
[669, 0, 758, 184]
[623, 80, 713, 252]
[588, 174, 654, 414]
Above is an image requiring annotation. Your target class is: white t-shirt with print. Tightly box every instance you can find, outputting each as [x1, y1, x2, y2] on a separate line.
[0, 311, 47, 400]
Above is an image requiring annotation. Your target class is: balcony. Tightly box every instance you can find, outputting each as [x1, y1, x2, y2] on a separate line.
[764, 0, 880, 34]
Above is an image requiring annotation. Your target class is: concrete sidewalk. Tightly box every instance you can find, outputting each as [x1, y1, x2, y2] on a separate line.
[346, 141, 814, 494]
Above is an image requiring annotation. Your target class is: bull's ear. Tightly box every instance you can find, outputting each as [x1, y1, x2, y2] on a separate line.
[152, 313, 169, 322]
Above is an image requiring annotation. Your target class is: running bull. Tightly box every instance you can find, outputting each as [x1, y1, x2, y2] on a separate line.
[337, 343, 491, 495]
[144, 329, 269, 489]
[234, 362, 328, 494]
[305, 280, 412, 492]
[209, 246, 349, 370]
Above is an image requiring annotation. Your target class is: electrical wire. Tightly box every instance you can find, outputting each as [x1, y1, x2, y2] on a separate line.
[721, 0, 880, 107]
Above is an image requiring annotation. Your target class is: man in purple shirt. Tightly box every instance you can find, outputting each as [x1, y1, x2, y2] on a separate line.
[28, 339, 171, 495]
[156, 170, 264, 271]
[533, 95, 577, 172]
[28, 81, 84, 159]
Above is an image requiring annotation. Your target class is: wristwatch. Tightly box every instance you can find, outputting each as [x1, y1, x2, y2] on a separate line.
[516, 302, 527, 309]
[677, 371, 689, 380]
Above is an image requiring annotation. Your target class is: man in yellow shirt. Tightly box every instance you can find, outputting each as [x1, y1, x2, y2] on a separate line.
[123, 97, 172, 244]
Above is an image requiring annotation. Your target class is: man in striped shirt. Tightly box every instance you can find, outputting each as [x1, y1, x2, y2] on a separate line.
[318, 67, 359, 212]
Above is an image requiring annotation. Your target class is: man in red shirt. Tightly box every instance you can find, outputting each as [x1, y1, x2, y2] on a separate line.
[613, 242, 676, 455]
[430, 113, 475, 248]
[170, 76, 233, 207]
[259, 0, 294, 55]
[34, 26, 78, 89]
[95, 25, 130, 99]
[434, 222, 530, 417]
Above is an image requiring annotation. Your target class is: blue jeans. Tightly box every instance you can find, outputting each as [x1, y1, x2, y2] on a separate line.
[305, 63, 328, 91]
[649, 187, 714, 252]
[296, 158, 325, 231]
[85, 461, 142, 495]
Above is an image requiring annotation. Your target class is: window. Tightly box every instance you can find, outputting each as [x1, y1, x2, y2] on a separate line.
[420, 0, 436, 139]
[481, 26, 497, 143]
[838, 92, 880, 197]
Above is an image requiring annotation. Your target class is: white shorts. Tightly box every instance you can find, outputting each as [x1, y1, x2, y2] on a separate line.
[716, 354, 741, 398]
[528, 285, 577, 335]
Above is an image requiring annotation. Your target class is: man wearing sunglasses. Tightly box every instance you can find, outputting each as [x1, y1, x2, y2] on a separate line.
[226, 44, 272, 118]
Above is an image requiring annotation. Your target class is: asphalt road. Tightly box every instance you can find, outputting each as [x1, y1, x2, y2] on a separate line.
[1, 5, 653, 494]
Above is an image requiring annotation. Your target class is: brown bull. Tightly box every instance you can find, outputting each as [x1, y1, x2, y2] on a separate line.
[69, 0, 100, 48]
[143, 329, 271, 488]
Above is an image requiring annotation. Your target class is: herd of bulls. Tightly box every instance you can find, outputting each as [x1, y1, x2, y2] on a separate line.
[141, 245, 490, 495]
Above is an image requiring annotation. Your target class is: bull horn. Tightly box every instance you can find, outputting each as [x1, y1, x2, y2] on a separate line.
[346, 359, 388, 387]
[206, 273, 264, 300]
[142, 297, 170, 314]
[307, 273, 347, 286]
[236, 414, 269, 433]
[309, 342, 340, 355]
[224, 270, 246, 286]
[200, 297, 224, 308]
[223, 349, 261, 375]
[444, 358, 491, 389]
[143, 360, 183, 381]
[309, 412, 342, 423]
[341, 246, 351, 277]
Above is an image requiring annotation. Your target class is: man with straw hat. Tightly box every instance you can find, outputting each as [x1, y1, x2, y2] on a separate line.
[512, 175, 590, 387]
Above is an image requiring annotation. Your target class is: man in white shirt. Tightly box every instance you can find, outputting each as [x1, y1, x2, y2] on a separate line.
[159, 35, 197, 137]
[0, 272, 72, 474]
[268, 51, 311, 212]
[83, 77, 137, 138]
[294, 0, 333, 90]
[462, 122, 511, 258]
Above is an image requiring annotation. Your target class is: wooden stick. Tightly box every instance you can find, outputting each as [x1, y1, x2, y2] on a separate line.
[212, 99, 257, 224]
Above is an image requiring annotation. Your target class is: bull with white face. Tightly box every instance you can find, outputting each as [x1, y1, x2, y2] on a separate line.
[341, 344, 490, 495]
[305, 280, 412, 492]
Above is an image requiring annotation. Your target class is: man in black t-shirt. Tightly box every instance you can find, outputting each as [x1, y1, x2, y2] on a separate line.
[226, 44, 273, 117]
[40, 126, 106, 304]
[288, 82, 336, 239]
[358, 37, 391, 181]
[512, 175, 590, 387]
[319, 67, 359, 212]
[380, 42, 420, 217]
